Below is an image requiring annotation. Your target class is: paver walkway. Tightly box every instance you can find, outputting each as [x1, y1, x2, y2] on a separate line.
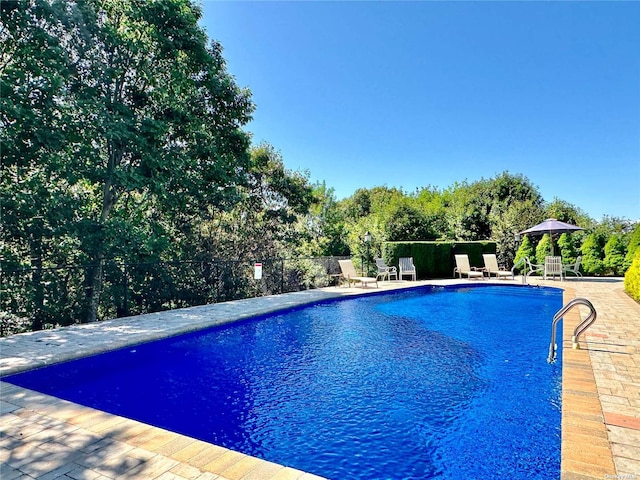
[550, 278, 640, 478]
[1, 277, 638, 479]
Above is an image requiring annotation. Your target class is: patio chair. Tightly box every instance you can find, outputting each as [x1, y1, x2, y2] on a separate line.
[375, 258, 398, 281]
[482, 254, 513, 280]
[454, 254, 484, 280]
[399, 257, 417, 281]
[544, 256, 564, 281]
[525, 257, 544, 277]
[563, 256, 582, 278]
[338, 259, 378, 288]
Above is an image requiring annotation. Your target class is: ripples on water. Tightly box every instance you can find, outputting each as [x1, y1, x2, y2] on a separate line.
[4, 285, 563, 479]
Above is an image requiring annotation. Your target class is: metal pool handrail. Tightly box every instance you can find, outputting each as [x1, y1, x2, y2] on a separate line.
[511, 257, 527, 284]
[548, 298, 597, 363]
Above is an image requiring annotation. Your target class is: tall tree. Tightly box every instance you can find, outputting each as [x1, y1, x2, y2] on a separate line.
[302, 182, 350, 257]
[535, 234, 553, 265]
[490, 199, 544, 266]
[1, 0, 254, 323]
[544, 198, 591, 227]
[201, 143, 313, 261]
[447, 172, 544, 242]
[557, 233, 579, 266]
[603, 235, 626, 276]
[581, 233, 606, 276]
[1, 1, 85, 329]
[514, 235, 536, 270]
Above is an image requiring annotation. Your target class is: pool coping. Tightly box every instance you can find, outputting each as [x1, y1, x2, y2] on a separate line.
[1, 278, 638, 479]
[559, 286, 616, 479]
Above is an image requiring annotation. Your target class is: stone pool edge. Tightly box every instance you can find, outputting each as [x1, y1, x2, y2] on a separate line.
[1, 279, 627, 479]
[560, 286, 616, 479]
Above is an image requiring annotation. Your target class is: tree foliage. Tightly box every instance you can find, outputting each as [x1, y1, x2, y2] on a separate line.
[2, 0, 254, 324]
[445, 172, 544, 242]
[544, 198, 592, 228]
[581, 233, 605, 276]
[199, 143, 313, 262]
[302, 183, 350, 257]
[624, 250, 640, 302]
[535, 234, 553, 265]
[624, 223, 640, 271]
[514, 235, 536, 269]
[603, 235, 626, 276]
[557, 233, 579, 266]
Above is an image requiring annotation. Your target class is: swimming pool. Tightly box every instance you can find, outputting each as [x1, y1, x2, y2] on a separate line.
[3, 284, 563, 479]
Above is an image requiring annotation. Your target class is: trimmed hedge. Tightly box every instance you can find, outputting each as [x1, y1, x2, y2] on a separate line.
[382, 241, 497, 279]
[624, 249, 640, 302]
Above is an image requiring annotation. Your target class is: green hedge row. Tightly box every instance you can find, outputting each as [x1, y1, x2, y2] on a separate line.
[382, 241, 497, 279]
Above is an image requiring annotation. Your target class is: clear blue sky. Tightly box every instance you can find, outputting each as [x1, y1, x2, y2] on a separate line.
[200, 1, 640, 221]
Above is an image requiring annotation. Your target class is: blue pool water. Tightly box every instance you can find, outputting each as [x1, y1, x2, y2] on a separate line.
[3, 285, 563, 479]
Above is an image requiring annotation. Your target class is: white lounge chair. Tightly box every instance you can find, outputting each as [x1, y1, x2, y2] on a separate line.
[375, 258, 398, 281]
[482, 254, 513, 280]
[544, 256, 564, 281]
[338, 259, 378, 288]
[399, 257, 417, 281]
[563, 256, 582, 278]
[454, 254, 484, 280]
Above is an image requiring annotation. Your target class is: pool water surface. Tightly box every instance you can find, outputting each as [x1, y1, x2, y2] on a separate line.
[3, 284, 563, 479]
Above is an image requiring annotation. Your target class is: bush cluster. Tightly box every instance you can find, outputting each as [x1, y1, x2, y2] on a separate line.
[624, 250, 640, 302]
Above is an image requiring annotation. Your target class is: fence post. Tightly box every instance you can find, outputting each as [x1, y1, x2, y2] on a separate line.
[215, 261, 220, 303]
[280, 259, 285, 294]
[123, 263, 129, 317]
[29, 216, 45, 331]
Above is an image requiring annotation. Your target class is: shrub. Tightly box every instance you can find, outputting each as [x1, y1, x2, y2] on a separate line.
[558, 233, 578, 265]
[535, 234, 553, 265]
[623, 223, 640, 272]
[581, 233, 605, 275]
[0, 312, 32, 337]
[514, 235, 535, 271]
[624, 249, 640, 302]
[603, 235, 626, 276]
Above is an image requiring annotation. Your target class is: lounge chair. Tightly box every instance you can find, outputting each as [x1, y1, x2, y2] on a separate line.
[544, 256, 564, 281]
[338, 259, 378, 288]
[399, 257, 417, 281]
[375, 258, 398, 281]
[482, 254, 513, 280]
[454, 254, 484, 280]
[563, 256, 582, 278]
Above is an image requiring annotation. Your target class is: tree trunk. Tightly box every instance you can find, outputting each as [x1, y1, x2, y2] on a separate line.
[82, 156, 117, 323]
[82, 254, 104, 323]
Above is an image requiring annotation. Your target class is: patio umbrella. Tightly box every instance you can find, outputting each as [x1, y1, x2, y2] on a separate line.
[518, 218, 584, 255]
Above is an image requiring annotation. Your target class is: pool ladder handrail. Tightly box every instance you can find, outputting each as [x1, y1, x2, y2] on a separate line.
[511, 257, 531, 284]
[548, 298, 597, 363]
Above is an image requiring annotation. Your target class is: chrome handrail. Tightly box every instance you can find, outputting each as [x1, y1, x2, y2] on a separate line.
[547, 298, 597, 363]
[511, 257, 528, 284]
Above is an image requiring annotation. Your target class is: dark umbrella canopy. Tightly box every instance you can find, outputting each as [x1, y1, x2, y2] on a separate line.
[518, 218, 584, 236]
[518, 218, 584, 256]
